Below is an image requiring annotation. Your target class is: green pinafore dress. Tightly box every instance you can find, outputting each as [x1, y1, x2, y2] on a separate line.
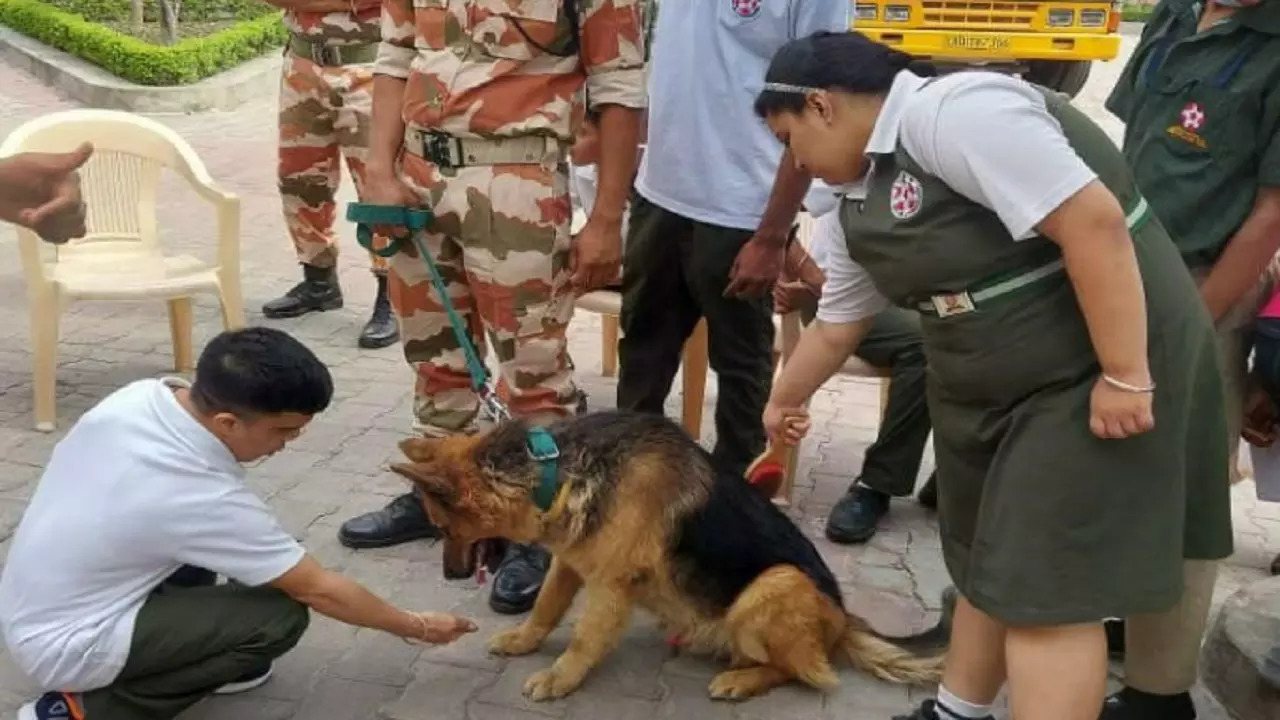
[839, 86, 1234, 626]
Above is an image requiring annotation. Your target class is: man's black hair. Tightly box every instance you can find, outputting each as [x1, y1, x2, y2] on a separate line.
[752, 31, 938, 118]
[190, 326, 333, 418]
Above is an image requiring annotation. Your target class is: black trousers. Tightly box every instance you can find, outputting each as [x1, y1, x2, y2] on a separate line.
[617, 193, 775, 478]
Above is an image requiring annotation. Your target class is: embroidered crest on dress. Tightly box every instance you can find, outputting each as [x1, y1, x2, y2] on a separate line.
[731, 0, 761, 18]
[1166, 101, 1208, 149]
[889, 170, 923, 220]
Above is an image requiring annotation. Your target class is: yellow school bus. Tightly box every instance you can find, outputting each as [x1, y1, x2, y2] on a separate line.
[853, 0, 1124, 97]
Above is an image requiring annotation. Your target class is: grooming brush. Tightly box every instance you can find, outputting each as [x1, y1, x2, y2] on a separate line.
[744, 414, 804, 500]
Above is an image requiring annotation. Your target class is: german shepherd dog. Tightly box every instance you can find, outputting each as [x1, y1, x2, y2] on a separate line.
[389, 410, 945, 702]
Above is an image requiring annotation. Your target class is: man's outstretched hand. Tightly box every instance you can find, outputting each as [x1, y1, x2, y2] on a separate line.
[0, 142, 94, 244]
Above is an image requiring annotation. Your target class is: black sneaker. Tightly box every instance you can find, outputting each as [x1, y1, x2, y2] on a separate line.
[893, 699, 994, 720]
[213, 662, 274, 695]
[489, 543, 551, 615]
[1099, 687, 1196, 720]
[338, 492, 442, 549]
[18, 692, 81, 720]
[825, 483, 890, 544]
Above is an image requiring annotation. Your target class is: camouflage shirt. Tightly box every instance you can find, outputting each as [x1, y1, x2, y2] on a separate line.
[284, 3, 381, 46]
[374, 0, 648, 142]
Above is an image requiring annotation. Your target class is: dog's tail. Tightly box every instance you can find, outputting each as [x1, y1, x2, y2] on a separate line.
[839, 613, 948, 685]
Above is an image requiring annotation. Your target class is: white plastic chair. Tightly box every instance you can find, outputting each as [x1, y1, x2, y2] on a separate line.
[0, 109, 244, 432]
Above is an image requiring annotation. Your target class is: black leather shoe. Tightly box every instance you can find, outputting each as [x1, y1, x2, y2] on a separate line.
[489, 543, 551, 615]
[825, 484, 890, 544]
[893, 700, 993, 720]
[263, 264, 343, 319]
[358, 273, 400, 349]
[1099, 688, 1195, 720]
[1104, 618, 1125, 658]
[338, 492, 441, 549]
[917, 471, 938, 510]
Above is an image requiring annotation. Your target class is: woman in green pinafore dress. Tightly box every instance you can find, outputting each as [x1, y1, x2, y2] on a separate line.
[753, 32, 1233, 720]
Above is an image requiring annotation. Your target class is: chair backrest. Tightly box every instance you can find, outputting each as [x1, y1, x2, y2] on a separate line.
[0, 109, 214, 266]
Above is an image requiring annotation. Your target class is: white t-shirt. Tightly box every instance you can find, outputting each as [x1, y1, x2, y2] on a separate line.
[815, 70, 1099, 324]
[635, 0, 851, 231]
[0, 378, 306, 692]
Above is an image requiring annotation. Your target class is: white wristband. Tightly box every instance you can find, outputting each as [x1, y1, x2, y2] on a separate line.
[1102, 374, 1156, 394]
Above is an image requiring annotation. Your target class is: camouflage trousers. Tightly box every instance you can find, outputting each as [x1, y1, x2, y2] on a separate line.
[277, 52, 387, 273]
[388, 150, 581, 435]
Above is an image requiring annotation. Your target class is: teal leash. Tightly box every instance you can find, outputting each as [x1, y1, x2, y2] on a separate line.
[346, 202, 561, 511]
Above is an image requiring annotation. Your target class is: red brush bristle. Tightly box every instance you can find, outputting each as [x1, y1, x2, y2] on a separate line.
[746, 460, 785, 498]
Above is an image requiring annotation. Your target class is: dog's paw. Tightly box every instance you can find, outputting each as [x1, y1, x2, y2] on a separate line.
[708, 669, 773, 702]
[522, 667, 581, 701]
[487, 626, 541, 656]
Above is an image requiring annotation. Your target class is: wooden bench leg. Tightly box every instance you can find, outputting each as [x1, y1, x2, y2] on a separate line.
[681, 319, 709, 440]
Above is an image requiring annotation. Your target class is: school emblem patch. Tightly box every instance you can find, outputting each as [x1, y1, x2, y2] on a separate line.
[1180, 102, 1205, 131]
[731, 0, 761, 18]
[889, 171, 923, 220]
[1166, 101, 1208, 149]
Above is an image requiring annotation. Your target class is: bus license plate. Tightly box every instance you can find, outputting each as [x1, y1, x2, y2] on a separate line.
[944, 34, 1012, 51]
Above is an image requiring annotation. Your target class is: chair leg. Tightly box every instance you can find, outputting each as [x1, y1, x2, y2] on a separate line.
[168, 297, 194, 373]
[601, 314, 620, 378]
[681, 319, 709, 440]
[30, 293, 59, 433]
[218, 275, 246, 330]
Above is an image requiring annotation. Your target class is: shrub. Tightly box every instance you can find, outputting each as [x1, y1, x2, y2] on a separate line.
[1120, 1, 1154, 22]
[0, 0, 286, 85]
[43, 0, 275, 23]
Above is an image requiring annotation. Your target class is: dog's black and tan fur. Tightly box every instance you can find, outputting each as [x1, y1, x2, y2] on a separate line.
[390, 410, 944, 702]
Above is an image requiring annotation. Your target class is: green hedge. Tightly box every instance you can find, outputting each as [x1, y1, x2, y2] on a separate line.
[44, 0, 274, 23]
[0, 0, 286, 85]
[1120, 2, 1155, 21]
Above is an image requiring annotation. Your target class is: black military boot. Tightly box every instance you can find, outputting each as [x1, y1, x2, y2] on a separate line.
[337, 492, 441, 549]
[263, 264, 343, 318]
[825, 482, 890, 543]
[358, 272, 400, 349]
[489, 543, 551, 615]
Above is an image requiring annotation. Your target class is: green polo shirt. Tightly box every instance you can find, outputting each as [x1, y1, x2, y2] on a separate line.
[1105, 0, 1280, 269]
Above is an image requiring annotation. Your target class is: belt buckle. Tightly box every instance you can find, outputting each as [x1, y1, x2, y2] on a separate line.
[315, 45, 341, 65]
[930, 291, 976, 318]
[423, 131, 464, 169]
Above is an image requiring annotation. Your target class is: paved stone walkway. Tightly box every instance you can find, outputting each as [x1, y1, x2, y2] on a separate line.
[0, 36, 1271, 719]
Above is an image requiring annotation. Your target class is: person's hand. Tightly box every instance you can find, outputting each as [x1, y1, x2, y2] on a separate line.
[0, 142, 94, 244]
[570, 215, 623, 293]
[725, 233, 786, 299]
[763, 402, 810, 447]
[772, 279, 816, 316]
[363, 169, 422, 241]
[1089, 374, 1155, 439]
[403, 611, 478, 645]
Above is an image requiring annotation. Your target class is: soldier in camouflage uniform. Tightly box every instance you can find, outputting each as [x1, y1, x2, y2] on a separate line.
[264, 0, 400, 350]
[335, 0, 646, 615]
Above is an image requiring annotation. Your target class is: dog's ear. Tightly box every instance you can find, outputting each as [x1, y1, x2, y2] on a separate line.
[389, 462, 458, 504]
[398, 437, 442, 463]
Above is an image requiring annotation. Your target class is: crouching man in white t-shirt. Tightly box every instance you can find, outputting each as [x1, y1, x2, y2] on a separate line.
[0, 326, 476, 720]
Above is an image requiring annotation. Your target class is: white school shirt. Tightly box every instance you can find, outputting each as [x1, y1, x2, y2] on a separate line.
[635, 0, 852, 231]
[815, 70, 1099, 325]
[0, 378, 306, 692]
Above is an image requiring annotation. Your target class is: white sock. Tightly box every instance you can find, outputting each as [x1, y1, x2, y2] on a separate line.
[934, 685, 993, 719]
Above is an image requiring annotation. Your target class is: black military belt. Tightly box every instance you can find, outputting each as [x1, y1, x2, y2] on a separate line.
[402, 126, 557, 170]
[288, 35, 378, 66]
